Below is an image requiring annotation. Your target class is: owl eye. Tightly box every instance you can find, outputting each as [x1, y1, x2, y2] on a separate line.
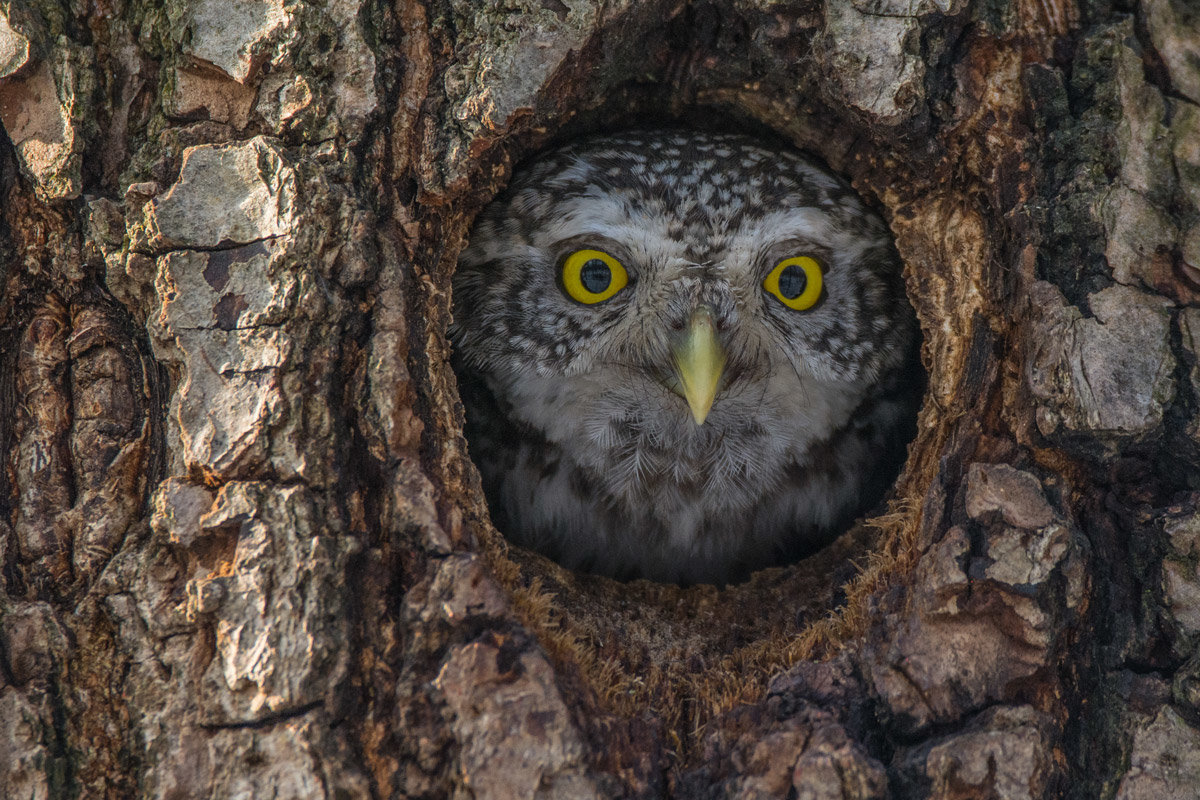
[763, 256, 824, 311]
[561, 249, 629, 304]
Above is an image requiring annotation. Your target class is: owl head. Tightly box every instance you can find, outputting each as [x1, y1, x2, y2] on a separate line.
[454, 129, 911, 424]
[451, 130, 916, 581]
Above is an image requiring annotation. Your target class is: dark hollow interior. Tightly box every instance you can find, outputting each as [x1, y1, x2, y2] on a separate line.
[441, 12, 954, 748]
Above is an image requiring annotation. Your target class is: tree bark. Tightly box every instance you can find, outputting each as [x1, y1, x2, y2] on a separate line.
[1, 0, 1199, 797]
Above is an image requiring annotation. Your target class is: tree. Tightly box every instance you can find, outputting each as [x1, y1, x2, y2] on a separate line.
[1, 0, 1198, 797]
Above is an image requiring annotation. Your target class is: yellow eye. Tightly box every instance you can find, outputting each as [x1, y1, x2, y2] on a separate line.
[561, 249, 629, 304]
[763, 256, 823, 311]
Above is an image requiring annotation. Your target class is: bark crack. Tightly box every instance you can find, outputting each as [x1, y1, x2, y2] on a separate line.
[197, 700, 323, 731]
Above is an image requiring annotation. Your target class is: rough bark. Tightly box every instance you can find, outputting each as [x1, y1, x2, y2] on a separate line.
[1, 0, 1199, 798]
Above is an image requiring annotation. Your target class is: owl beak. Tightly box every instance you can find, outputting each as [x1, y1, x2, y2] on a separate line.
[670, 307, 726, 426]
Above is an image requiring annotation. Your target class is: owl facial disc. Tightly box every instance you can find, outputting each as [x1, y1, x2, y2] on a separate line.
[670, 306, 726, 425]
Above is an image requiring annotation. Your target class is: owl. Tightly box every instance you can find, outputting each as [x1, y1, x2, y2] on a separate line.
[451, 130, 917, 585]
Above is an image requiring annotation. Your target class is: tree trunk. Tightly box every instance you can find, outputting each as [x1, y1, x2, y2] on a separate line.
[1, 0, 1198, 797]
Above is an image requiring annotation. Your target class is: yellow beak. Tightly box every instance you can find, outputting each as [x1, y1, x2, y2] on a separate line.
[670, 307, 726, 425]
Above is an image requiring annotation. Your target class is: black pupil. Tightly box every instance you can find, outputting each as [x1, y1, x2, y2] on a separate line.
[778, 264, 808, 299]
[580, 259, 612, 294]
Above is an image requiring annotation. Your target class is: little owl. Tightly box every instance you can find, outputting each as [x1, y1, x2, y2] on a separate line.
[451, 129, 917, 585]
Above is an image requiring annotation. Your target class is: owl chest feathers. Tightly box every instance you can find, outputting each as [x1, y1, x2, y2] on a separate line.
[469, 365, 890, 583]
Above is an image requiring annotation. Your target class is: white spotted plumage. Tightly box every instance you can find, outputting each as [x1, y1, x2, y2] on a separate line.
[452, 130, 917, 584]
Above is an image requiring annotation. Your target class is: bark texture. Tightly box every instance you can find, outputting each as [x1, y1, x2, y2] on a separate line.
[1, 0, 1199, 798]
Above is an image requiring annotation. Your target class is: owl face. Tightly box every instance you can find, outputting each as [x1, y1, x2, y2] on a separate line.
[451, 130, 915, 582]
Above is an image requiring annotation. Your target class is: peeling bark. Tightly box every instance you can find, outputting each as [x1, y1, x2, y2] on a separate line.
[2, 0, 1200, 798]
